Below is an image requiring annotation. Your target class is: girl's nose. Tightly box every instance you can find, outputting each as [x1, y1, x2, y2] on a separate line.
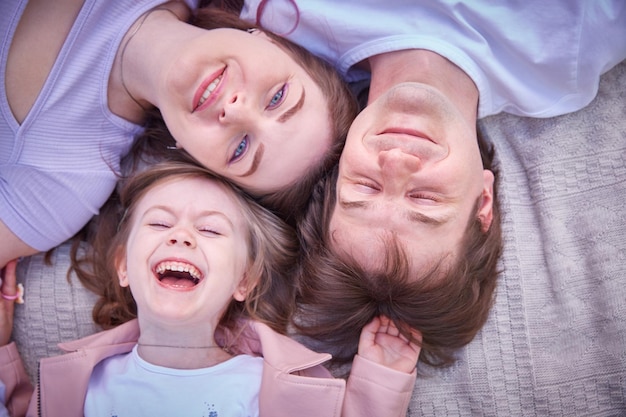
[167, 228, 196, 248]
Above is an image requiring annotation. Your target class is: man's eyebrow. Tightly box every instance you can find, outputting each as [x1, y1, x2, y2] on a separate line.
[338, 199, 447, 226]
[277, 89, 305, 123]
[240, 143, 265, 177]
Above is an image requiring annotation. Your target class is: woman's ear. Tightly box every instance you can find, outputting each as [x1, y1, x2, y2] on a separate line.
[478, 169, 495, 232]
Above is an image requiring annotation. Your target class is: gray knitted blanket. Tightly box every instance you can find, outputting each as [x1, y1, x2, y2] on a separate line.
[13, 60, 626, 416]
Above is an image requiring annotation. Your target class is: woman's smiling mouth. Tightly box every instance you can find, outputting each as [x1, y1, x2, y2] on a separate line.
[193, 67, 225, 112]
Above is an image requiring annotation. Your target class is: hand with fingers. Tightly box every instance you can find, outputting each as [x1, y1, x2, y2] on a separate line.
[0, 260, 20, 347]
[358, 315, 422, 374]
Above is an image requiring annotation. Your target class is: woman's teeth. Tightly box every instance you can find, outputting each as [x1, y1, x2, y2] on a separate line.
[197, 75, 222, 107]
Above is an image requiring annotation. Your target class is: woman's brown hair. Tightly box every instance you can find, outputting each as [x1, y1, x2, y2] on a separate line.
[126, 5, 358, 226]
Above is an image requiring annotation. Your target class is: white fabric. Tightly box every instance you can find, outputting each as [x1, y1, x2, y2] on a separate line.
[0, 381, 8, 417]
[241, 0, 626, 118]
[84, 346, 262, 417]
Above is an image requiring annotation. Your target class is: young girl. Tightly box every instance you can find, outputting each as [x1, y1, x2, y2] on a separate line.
[0, 162, 418, 416]
[0, 0, 357, 271]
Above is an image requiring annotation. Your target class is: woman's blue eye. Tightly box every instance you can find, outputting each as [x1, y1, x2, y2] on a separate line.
[267, 84, 287, 109]
[231, 136, 249, 162]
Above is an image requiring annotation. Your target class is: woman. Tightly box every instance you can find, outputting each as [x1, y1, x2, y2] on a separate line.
[0, 0, 357, 271]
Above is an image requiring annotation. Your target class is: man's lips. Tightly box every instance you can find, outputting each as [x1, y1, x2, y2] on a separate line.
[379, 128, 434, 143]
[193, 67, 226, 112]
[369, 127, 444, 159]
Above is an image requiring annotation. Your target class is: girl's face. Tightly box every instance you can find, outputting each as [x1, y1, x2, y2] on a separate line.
[156, 28, 333, 194]
[117, 176, 250, 328]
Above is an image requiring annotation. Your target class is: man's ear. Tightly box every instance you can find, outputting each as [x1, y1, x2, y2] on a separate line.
[478, 170, 495, 232]
[115, 249, 129, 288]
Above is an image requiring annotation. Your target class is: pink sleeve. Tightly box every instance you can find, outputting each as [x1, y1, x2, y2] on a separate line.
[342, 354, 416, 417]
[0, 342, 34, 417]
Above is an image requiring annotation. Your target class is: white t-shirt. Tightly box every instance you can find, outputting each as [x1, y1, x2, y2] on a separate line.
[0, 381, 9, 417]
[241, 0, 626, 118]
[84, 346, 263, 417]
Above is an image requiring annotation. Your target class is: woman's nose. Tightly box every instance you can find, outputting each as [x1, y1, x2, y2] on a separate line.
[219, 92, 246, 122]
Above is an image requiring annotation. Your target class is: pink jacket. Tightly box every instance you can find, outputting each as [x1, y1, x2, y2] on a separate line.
[0, 319, 416, 416]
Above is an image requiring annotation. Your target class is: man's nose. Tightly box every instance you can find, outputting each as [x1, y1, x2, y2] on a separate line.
[379, 148, 422, 180]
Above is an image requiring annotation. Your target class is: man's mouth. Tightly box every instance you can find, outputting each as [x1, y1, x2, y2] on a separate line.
[379, 128, 434, 143]
[155, 261, 202, 288]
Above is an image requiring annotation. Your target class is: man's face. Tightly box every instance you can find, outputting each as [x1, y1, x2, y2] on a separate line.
[330, 82, 494, 275]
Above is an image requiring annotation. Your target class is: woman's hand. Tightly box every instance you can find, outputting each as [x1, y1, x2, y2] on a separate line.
[358, 315, 421, 374]
[0, 260, 19, 347]
[0, 220, 38, 271]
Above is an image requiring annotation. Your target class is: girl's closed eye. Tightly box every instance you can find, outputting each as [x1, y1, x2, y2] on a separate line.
[267, 83, 288, 110]
[148, 221, 171, 229]
[198, 226, 223, 236]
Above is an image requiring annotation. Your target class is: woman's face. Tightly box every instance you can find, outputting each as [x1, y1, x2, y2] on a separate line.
[156, 28, 333, 194]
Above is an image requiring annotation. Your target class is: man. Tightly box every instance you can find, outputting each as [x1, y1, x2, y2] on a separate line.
[241, 0, 626, 363]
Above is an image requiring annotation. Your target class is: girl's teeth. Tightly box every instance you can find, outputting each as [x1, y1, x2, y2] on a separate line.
[155, 261, 201, 280]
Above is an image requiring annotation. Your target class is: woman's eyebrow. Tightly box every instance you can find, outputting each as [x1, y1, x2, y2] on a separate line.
[240, 143, 265, 177]
[239, 89, 305, 178]
[278, 89, 305, 123]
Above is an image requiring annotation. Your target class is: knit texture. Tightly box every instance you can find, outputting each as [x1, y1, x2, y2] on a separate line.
[409, 59, 626, 416]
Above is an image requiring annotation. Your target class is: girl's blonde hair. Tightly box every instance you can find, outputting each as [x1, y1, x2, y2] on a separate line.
[72, 161, 298, 334]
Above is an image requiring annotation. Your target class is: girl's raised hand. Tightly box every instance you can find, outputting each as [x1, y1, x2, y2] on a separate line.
[357, 316, 421, 374]
[0, 260, 19, 346]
